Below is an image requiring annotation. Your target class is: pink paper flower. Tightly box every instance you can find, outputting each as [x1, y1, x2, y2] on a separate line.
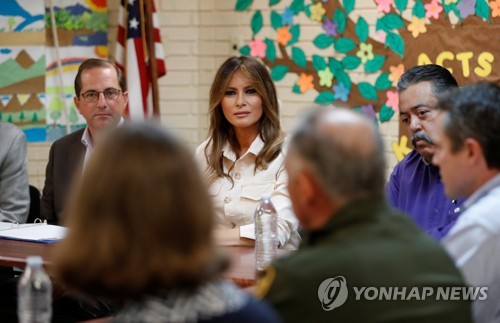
[249, 38, 267, 58]
[425, 0, 443, 19]
[375, 0, 394, 13]
[386, 90, 399, 111]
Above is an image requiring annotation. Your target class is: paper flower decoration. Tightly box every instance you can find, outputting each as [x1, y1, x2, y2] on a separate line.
[386, 91, 399, 111]
[277, 26, 292, 46]
[375, 0, 394, 13]
[310, 2, 326, 22]
[297, 73, 314, 93]
[458, 0, 476, 18]
[389, 64, 405, 83]
[425, 0, 443, 19]
[323, 19, 338, 37]
[407, 16, 427, 38]
[333, 83, 349, 102]
[356, 43, 374, 64]
[249, 38, 267, 58]
[318, 68, 334, 87]
[281, 7, 294, 25]
[490, 0, 500, 17]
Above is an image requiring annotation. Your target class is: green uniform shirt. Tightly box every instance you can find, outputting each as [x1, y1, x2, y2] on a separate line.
[259, 196, 472, 323]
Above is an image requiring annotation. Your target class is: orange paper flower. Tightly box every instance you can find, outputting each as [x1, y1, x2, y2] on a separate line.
[407, 16, 427, 38]
[297, 73, 314, 93]
[389, 64, 405, 83]
[277, 26, 292, 46]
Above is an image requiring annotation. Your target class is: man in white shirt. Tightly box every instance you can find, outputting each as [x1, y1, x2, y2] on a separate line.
[431, 82, 500, 323]
[41, 59, 128, 224]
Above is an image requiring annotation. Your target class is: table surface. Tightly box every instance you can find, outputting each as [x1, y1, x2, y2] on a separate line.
[0, 239, 288, 288]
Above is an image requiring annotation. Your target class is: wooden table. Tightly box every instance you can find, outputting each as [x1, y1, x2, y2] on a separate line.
[0, 239, 288, 287]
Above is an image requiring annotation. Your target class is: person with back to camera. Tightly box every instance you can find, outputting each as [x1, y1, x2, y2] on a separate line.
[52, 122, 281, 323]
[195, 56, 300, 250]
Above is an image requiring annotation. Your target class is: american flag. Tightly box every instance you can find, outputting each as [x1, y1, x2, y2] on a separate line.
[116, 0, 166, 120]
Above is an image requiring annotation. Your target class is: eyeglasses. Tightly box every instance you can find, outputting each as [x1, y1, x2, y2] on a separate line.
[80, 89, 122, 103]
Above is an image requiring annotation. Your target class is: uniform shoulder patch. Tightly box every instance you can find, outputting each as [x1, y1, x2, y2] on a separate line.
[254, 266, 276, 298]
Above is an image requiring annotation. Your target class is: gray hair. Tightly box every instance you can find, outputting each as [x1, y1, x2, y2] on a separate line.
[288, 108, 386, 203]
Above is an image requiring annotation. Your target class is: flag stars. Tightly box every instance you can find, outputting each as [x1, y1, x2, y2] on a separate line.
[129, 17, 139, 29]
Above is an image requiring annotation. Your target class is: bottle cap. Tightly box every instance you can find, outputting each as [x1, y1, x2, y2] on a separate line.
[261, 194, 271, 200]
[26, 256, 43, 267]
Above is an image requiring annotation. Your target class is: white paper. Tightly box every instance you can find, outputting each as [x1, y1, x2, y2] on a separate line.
[0, 223, 67, 243]
[239, 223, 255, 240]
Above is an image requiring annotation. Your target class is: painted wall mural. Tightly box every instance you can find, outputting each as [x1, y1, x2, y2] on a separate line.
[0, 0, 107, 142]
[234, 0, 500, 125]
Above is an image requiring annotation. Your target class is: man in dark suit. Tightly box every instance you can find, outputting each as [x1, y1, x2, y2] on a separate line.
[41, 59, 128, 224]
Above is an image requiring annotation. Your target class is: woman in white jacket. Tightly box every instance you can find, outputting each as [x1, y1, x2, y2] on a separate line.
[195, 56, 300, 250]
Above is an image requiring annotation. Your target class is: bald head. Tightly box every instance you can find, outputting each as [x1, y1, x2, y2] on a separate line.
[288, 108, 386, 204]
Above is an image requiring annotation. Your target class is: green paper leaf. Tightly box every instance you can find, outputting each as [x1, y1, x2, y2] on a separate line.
[312, 55, 327, 71]
[334, 37, 356, 53]
[269, 0, 281, 5]
[313, 34, 334, 49]
[315, 91, 335, 105]
[395, 0, 408, 13]
[379, 13, 405, 30]
[442, 1, 454, 14]
[412, 0, 426, 18]
[270, 10, 283, 30]
[355, 17, 369, 42]
[288, 24, 300, 46]
[271, 65, 289, 81]
[375, 18, 389, 32]
[304, 4, 312, 17]
[239, 45, 251, 56]
[342, 55, 361, 70]
[333, 9, 347, 33]
[358, 82, 378, 101]
[265, 38, 276, 62]
[251, 11, 263, 35]
[343, 0, 355, 14]
[292, 47, 307, 68]
[336, 70, 352, 90]
[290, 0, 305, 13]
[364, 55, 386, 73]
[386, 32, 405, 58]
[375, 72, 392, 90]
[476, 0, 490, 21]
[329, 57, 343, 72]
[292, 83, 302, 94]
[235, 0, 253, 11]
[380, 104, 395, 122]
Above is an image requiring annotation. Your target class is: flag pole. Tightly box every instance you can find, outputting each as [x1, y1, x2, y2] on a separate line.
[144, 0, 160, 118]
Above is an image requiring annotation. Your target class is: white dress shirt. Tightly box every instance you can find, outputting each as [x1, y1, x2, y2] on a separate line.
[195, 136, 300, 249]
[442, 174, 500, 323]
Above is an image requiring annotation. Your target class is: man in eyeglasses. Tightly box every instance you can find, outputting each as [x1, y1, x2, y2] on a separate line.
[41, 58, 128, 224]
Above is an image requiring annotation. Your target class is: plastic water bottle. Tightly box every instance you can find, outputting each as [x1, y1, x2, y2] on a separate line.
[255, 194, 278, 275]
[18, 256, 52, 323]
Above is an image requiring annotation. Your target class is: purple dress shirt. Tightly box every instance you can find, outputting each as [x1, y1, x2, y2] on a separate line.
[386, 150, 465, 240]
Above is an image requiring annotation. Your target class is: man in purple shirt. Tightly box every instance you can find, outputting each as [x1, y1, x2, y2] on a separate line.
[386, 64, 464, 240]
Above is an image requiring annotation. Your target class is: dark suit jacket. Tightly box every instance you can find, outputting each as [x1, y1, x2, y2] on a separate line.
[41, 128, 85, 225]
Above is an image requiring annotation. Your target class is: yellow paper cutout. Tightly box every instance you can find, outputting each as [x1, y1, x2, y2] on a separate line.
[392, 135, 412, 161]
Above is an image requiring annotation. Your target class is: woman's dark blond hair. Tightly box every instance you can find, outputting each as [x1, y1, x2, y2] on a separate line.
[53, 123, 223, 298]
[204, 56, 285, 184]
